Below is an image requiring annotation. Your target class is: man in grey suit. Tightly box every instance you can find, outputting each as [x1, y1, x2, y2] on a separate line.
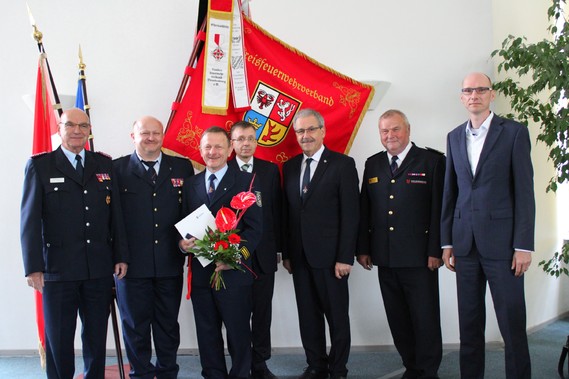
[441, 72, 535, 379]
[282, 109, 359, 379]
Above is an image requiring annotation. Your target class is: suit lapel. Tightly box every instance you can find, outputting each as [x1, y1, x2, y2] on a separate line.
[303, 148, 330, 203]
[193, 172, 209, 205]
[474, 116, 503, 180]
[456, 122, 473, 180]
[394, 144, 417, 178]
[210, 167, 236, 208]
[128, 153, 147, 181]
[155, 156, 172, 187]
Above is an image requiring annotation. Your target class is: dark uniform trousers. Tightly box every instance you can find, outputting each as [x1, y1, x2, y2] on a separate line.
[113, 153, 193, 379]
[20, 147, 128, 379]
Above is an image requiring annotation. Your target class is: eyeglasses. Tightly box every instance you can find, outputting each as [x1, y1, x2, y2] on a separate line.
[231, 136, 257, 143]
[60, 121, 91, 130]
[461, 87, 492, 95]
[294, 126, 323, 135]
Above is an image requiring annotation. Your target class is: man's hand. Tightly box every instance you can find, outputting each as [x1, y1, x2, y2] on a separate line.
[26, 272, 44, 293]
[214, 261, 232, 272]
[356, 255, 373, 271]
[282, 259, 292, 274]
[428, 256, 443, 271]
[335, 262, 352, 279]
[512, 250, 532, 277]
[442, 248, 455, 272]
[115, 263, 128, 279]
[179, 237, 197, 252]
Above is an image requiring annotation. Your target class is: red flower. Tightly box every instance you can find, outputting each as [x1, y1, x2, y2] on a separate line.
[214, 240, 229, 251]
[230, 191, 257, 210]
[228, 233, 241, 244]
[215, 207, 237, 232]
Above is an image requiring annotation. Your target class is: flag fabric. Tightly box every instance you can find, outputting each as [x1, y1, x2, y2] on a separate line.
[163, 16, 374, 168]
[31, 52, 60, 368]
[32, 53, 59, 155]
[75, 76, 85, 111]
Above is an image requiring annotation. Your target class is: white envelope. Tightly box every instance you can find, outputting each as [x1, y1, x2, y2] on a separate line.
[175, 204, 217, 267]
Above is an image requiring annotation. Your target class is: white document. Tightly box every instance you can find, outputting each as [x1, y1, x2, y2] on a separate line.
[175, 204, 217, 267]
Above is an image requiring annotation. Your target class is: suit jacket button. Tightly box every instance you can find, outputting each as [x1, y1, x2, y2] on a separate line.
[389, 227, 394, 231]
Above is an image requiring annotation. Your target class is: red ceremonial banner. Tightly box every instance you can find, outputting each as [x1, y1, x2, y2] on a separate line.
[163, 17, 374, 168]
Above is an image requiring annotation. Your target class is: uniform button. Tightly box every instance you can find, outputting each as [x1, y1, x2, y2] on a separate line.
[425, 230, 429, 234]
[388, 211, 393, 215]
[155, 224, 159, 228]
[178, 190, 182, 194]
[389, 195, 394, 199]
[153, 193, 157, 197]
[86, 239, 91, 244]
[54, 187, 58, 191]
[389, 227, 394, 231]
[154, 208, 158, 212]
[85, 206, 89, 210]
[84, 190, 88, 194]
[46, 243, 51, 247]
[86, 222, 90, 227]
[124, 189, 128, 192]
[155, 240, 159, 244]
[391, 179, 395, 184]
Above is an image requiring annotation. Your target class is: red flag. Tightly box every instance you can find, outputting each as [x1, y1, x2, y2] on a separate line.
[31, 52, 59, 367]
[33, 53, 59, 155]
[163, 17, 374, 168]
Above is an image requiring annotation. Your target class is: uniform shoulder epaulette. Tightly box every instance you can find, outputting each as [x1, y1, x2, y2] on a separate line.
[31, 151, 49, 159]
[96, 151, 113, 159]
[425, 146, 444, 155]
[367, 151, 385, 161]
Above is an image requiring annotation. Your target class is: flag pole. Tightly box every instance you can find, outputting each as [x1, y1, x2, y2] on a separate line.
[78, 45, 95, 150]
[165, 18, 207, 131]
[26, 3, 63, 118]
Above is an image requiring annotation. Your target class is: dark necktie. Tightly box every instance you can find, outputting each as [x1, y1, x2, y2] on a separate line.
[142, 160, 157, 184]
[75, 155, 83, 179]
[208, 174, 216, 201]
[390, 155, 399, 175]
[301, 158, 313, 202]
[241, 163, 250, 172]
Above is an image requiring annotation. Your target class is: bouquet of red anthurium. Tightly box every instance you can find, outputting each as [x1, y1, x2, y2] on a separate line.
[190, 191, 258, 290]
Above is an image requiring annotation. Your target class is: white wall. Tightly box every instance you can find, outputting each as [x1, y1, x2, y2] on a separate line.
[0, 0, 566, 352]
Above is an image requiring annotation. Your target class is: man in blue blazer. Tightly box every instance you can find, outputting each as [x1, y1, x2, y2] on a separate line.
[282, 109, 359, 379]
[179, 126, 263, 379]
[113, 116, 194, 379]
[441, 73, 535, 379]
[229, 121, 282, 379]
[21, 108, 129, 379]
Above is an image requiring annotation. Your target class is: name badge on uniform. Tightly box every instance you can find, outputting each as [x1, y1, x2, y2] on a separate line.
[50, 177, 65, 183]
[368, 177, 379, 184]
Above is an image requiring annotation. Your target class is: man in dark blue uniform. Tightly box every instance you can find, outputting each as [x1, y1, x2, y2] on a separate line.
[229, 121, 282, 379]
[113, 116, 194, 379]
[357, 109, 445, 379]
[179, 126, 263, 379]
[20, 108, 129, 379]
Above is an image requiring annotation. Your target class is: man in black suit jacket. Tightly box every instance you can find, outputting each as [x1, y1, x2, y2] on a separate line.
[229, 121, 282, 379]
[113, 116, 194, 379]
[357, 110, 445, 379]
[282, 109, 359, 379]
[20, 108, 129, 379]
[179, 126, 263, 379]
[441, 73, 535, 379]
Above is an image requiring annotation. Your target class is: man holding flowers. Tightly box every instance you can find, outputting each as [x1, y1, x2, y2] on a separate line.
[179, 126, 263, 379]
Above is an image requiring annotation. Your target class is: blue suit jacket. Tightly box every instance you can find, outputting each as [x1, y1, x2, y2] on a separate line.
[113, 153, 194, 278]
[182, 165, 263, 287]
[20, 147, 129, 281]
[440, 114, 535, 259]
[282, 147, 359, 268]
